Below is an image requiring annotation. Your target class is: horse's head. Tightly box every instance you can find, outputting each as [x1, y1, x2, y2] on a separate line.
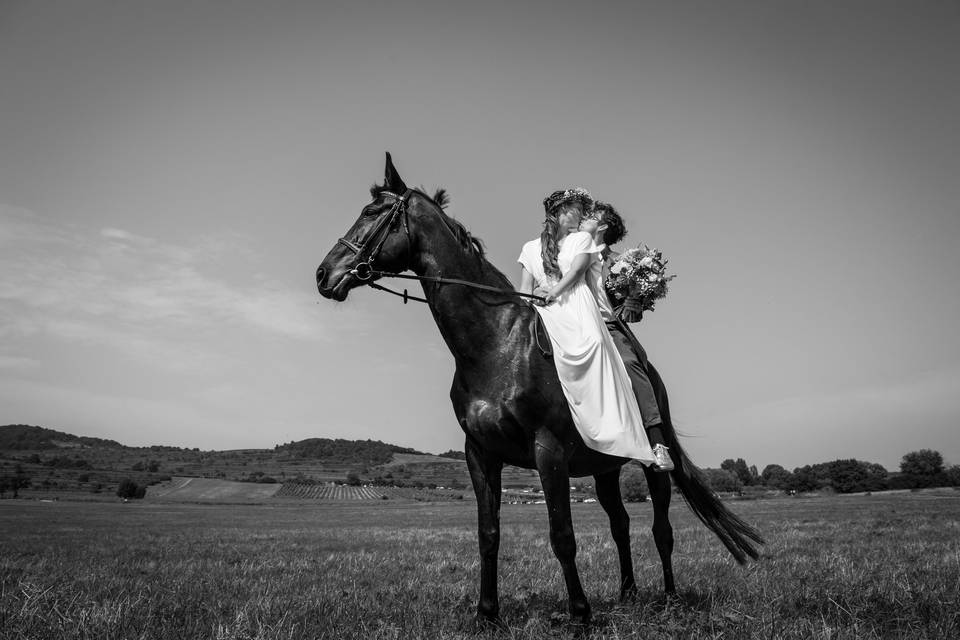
[316, 153, 418, 301]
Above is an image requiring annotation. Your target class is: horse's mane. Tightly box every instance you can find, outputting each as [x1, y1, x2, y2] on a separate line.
[368, 182, 514, 288]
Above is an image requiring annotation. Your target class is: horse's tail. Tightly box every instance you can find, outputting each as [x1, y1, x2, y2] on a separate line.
[646, 361, 765, 564]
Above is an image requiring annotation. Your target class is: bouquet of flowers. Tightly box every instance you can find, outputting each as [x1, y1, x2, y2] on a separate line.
[604, 244, 676, 322]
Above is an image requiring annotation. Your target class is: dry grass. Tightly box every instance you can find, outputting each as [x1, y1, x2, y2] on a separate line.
[1, 492, 958, 639]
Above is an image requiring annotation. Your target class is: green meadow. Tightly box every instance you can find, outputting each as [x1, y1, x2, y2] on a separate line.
[1, 491, 958, 639]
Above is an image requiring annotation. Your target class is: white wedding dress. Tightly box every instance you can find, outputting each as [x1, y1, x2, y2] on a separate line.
[518, 231, 654, 462]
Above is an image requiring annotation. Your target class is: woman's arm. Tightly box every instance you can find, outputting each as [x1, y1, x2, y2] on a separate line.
[544, 253, 591, 304]
[519, 267, 535, 295]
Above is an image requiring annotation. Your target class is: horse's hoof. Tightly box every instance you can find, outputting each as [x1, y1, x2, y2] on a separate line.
[569, 603, 591, 626]
[620, 583, 639, 602]
[472, 612, 502, 631]
[549, 610, 591, 628]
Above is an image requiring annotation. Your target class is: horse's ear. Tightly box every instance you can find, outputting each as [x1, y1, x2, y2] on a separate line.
[384, 152, 408, 193]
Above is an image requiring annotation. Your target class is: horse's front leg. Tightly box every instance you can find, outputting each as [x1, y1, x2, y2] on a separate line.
[594, 467, 637, 600]
[535, 430, 590, 623]
[465, 438, 504, 623]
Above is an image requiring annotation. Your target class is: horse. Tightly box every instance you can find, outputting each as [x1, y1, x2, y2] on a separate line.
[315, 153, 763, 624]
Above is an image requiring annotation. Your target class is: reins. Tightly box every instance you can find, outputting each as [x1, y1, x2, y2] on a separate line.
[352, 268, 546, 305]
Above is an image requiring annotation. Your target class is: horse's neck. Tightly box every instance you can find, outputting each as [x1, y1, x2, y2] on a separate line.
[412, 240, 521, 365]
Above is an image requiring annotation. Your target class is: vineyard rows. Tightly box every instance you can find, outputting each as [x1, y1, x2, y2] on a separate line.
[275, 484, 385, 500]
[274, 483, 472, 501]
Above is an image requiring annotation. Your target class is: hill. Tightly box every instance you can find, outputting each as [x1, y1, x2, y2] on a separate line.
[0, 424, 544, 502]
[0, 424, 123, 450]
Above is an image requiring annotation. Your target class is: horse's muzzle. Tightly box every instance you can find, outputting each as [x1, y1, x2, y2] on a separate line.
[315, 266, 332, 296]
[317, 266, 351, 301]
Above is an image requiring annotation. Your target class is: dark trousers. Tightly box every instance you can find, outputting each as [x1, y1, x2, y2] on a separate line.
[606, 319, 662, 428]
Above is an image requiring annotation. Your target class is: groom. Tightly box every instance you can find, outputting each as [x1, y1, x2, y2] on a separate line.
[583, 201, 673, 471]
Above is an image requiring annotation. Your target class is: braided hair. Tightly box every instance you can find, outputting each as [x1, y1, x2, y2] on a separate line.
[540, 207, 563, 281]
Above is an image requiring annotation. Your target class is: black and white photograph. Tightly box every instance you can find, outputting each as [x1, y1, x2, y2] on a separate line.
[2, 1, 959, 638]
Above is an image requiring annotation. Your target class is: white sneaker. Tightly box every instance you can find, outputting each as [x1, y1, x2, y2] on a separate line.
[652, 444, 674, 472]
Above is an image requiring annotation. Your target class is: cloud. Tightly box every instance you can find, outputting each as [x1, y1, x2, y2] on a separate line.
[0, 204, 324, 348]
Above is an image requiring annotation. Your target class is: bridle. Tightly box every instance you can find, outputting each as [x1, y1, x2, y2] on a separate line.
[337, 188, 414, 283]
[336, 189, 545, 305]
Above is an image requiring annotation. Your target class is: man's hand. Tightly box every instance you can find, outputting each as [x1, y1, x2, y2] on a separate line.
[621, 292, 644, 322]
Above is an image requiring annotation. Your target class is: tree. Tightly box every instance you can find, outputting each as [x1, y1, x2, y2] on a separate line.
[785, 465, 821, 493]
[703, 468, 742, 493]
[721, 458, 754, 486]
[760, 464, 792, 489]
[944, 465, 960, 487]
[345, 470, 362, 486]
[116, 479, 146, 499]
[820, 459, 888, 493]
[900, 450, 944, 477]
[860, 462, 890, 491]
[620, 465, 648, 502]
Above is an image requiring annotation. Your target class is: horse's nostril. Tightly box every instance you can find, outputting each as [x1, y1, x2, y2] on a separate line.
[316, 267, 326, 286]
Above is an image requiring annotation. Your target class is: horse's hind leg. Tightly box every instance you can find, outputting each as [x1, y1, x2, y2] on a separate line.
[644, 466, 676, 594]
[535, 431, 590, 623]
[593, 468, 637, 600]
[465, 438, 504, 623]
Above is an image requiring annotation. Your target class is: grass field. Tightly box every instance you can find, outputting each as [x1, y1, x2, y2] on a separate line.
[1, 491, 958, 639]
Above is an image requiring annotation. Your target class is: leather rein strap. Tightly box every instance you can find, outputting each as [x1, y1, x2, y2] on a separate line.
[363, 270, 547, 305]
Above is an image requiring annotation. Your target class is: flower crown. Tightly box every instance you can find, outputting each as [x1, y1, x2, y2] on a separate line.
[543, 187, 593, 215]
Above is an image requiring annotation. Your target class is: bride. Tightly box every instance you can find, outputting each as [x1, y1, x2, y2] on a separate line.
[518, 188, 657, 465]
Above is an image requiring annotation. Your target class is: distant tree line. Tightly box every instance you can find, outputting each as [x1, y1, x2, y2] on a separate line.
[273, 437, 425, 465]
[700, 449, 959, 494]
[238, 471, 279, 484]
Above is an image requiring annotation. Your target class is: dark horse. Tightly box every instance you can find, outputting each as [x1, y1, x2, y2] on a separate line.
[316, 154, 763, 624]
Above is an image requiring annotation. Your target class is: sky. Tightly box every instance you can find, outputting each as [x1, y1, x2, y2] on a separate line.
[1, 0, 959, 471]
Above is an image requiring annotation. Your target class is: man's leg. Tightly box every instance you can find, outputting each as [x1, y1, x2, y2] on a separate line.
[606, 320, 672, 471]
[606, 322, 662, 436]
